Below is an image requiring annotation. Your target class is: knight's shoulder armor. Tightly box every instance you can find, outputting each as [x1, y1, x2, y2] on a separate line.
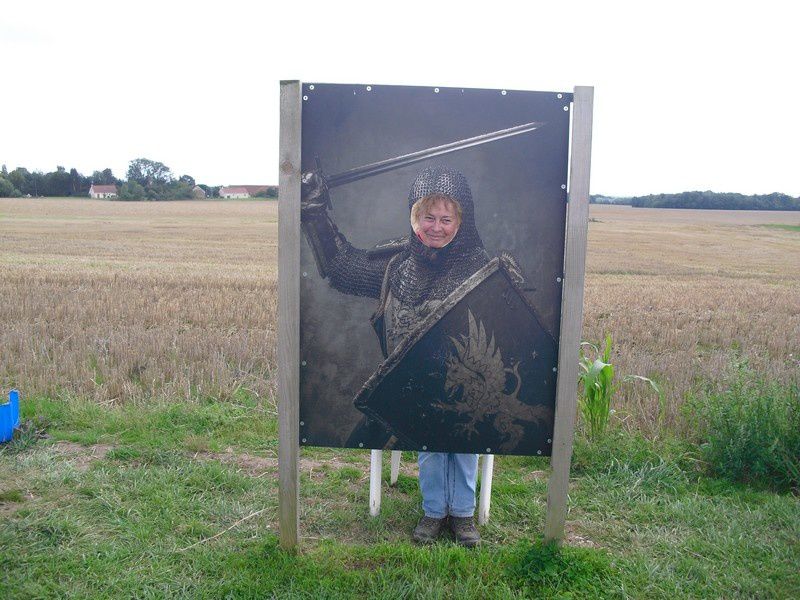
[367, 235, 410, 258]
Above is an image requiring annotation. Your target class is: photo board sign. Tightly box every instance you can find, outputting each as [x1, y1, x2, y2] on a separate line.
[298, 83, 572, 456]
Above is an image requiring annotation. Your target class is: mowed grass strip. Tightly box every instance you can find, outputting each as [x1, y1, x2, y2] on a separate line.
[2, 397, 799, 598]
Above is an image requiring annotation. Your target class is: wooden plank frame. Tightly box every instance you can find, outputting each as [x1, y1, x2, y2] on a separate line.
[278, 80, 302, 550]
[544, 86, 594, 542]
[278, 82, 593, 549]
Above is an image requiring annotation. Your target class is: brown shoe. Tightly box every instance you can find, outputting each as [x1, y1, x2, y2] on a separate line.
[412, 515, 446, 544]
[449, 516, 480, 547]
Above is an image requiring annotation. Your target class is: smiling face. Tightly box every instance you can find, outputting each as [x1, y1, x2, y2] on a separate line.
[411, 195, 462, 248]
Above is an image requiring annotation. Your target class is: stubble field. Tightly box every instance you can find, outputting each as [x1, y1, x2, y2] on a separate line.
[1, 198, 797, 433]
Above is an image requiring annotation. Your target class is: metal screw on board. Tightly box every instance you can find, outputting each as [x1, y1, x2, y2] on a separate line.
[358, 443, 363, 448]
[309, 84, 315, 90]
[302, 438, 307, 443]
[422, 445, 427, 450]
[300, 421, 304, 426]
[486, 448, 491, 453]
[301, 360, 306, 366]
[556, 277, 562, 283]
[552, 367, 557, 372]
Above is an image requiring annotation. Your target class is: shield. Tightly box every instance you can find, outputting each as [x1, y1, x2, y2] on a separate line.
[353, 257, 558, 456]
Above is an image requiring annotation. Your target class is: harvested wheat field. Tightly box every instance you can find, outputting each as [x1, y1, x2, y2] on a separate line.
[1, 198, 798, 432]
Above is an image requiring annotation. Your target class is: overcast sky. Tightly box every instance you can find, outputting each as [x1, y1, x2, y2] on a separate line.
[2, 1, 798, 197]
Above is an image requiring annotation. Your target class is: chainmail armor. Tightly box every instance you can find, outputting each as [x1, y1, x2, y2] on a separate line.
[388, 166, 489, 306]
[327, 243, 392, 300]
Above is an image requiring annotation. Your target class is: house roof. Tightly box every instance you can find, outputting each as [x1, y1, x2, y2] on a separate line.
[220, 185, 271, 195]
[241, 185, 269, 194]
[90, 184, 118, 193]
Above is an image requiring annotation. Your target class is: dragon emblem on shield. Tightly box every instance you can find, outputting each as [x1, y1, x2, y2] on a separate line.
[433, 310, 553, 452]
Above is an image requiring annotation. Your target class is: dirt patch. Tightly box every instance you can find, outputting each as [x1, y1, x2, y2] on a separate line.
[52, 441, 113, 472]
[193, 450, 277, 476]
[564, 521, 597, 548]
[192, 450, 356, 478]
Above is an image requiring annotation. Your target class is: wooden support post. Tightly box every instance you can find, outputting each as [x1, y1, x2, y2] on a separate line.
[544, 86, 594, 543]
[369, 450, 383, 516]
[478, 454, 495, 525]
[278, 80, 302, 550]
[390, 450, 401, 486]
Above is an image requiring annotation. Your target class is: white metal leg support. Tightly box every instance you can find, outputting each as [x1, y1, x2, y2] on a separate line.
[369, 450, 383, 516]
[478, 454, 495, 525]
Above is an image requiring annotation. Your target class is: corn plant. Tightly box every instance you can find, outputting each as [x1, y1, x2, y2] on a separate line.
[578, 334, 660, 441]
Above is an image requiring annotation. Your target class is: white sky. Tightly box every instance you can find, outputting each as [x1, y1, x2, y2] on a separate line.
[2, 1, 798, 197]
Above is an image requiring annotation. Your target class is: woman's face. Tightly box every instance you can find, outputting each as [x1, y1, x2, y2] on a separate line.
[415, 199, 460, 248]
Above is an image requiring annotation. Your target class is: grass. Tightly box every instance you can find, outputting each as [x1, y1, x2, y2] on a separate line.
[761, 223, 800, 232]
[686, 361, 800, 491]
[2, 396, 799, 598]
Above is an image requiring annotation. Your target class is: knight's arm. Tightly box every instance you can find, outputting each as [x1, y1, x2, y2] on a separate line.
[301, 171, 392, 300]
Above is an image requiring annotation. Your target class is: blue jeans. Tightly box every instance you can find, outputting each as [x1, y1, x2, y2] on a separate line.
[418, 452, 478, 518]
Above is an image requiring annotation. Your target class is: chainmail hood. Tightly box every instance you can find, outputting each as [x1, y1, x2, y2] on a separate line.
[389, 166, 489, 305]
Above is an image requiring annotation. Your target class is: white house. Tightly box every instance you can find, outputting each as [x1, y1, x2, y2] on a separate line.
[219, 186, 250, 199]
[89, 184, 118, 198]
[219, 185, 270, 199]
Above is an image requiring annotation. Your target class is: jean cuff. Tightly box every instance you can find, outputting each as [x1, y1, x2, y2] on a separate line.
[424, 511, 447, 519]
[448, 510, 475, 518]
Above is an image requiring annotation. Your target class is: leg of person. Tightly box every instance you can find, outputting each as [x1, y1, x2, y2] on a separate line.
[413, 451, 448, 543]
[448, 453, 481, 547]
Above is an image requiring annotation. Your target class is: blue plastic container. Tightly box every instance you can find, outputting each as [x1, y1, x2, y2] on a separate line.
[1, 389, 20, 443]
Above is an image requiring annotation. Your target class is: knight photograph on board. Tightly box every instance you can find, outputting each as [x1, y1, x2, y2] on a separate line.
[299, 83, 571, 457]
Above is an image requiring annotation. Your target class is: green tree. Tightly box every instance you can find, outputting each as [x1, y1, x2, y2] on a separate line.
[70, 168, 90, 196]
[44, 166, 71, 196]
[0, 176, 21, 197]
[118, 181, 147, 200]
[8, 168, 31, 195]
[254, 186, 279, 198]
[91, 168, 118, 186]
[126, 158, 173, 187]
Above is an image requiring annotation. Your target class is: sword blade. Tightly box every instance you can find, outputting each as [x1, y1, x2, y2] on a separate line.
[326, 121, 545, 189]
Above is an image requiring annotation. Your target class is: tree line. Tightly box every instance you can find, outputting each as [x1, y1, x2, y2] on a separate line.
[591, 191, 799, 210]
[0, 158, 272, 200]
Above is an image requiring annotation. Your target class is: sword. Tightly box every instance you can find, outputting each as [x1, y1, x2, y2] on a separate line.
[323, 121, 545, 189]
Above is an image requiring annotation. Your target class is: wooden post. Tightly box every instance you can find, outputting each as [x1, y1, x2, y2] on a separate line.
[544, 86, 594, 543]
[390, 450, 401, 486]
[278, 80, 302, 550]
[478, 454, 495, 525]
[369, 450, 383, 516]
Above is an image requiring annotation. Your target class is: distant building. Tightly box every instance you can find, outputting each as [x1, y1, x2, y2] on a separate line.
[89, 184, 118, 198]
[219, 185, 270, 199]
[192, 185, 207, 199]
